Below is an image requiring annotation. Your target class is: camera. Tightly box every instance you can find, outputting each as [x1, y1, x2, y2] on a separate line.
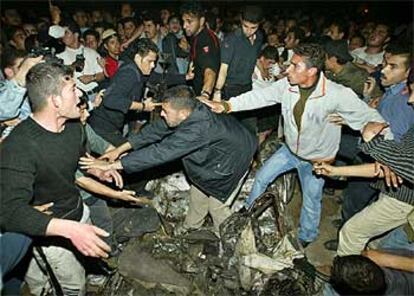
[28, 47, 63, 64]
[146, 81, 167, 103]
[74, 54, 85, 72]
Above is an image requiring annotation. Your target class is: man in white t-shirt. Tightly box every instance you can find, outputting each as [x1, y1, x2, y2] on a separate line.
[351, 23, 390, 73]
[56, 21, 104, 102]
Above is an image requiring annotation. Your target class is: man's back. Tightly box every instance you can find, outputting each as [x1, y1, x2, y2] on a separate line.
[1, 118, 84, 235]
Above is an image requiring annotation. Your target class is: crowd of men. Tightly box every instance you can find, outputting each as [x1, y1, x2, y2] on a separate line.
[0, 1, 413, 295]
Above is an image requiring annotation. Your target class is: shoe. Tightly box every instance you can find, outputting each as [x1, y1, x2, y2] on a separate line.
[324, 239, 338, 251]
[299, 239, 311, 248]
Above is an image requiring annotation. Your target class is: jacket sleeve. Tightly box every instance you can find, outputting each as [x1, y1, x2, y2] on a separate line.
[85, 124, 111, 155]
[334, 87, 391, 137]
[0, 80, 27, 121]
[361, 131, 414, 184]
[121, 122, 205, 174]
[103, 66, 140, 113]
[0, 143, 52, 235]
[127, 118, 173, 150]
[229, 79, 286, 112]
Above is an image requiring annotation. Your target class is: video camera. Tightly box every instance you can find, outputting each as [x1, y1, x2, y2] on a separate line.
[145, 53, 171, 103]
[28, 47, 63, 65]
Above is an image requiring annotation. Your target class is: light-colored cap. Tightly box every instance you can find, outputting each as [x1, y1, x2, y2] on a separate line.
[48, 25, 65, 39]
[102, 29, 117, 40]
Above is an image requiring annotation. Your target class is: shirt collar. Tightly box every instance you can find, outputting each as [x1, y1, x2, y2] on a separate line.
[288, 72, 326, 99]
[386, 82, 406, 96]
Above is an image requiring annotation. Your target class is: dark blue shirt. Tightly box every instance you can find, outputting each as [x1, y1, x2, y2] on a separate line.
[378, 82, 414, 142]
[221, 28, 263, 86]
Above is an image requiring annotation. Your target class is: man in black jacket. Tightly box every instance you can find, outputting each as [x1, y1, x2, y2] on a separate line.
[81, 85, 258, 234]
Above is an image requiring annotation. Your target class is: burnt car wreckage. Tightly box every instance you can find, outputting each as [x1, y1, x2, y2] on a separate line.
[86, 140, 329, 295]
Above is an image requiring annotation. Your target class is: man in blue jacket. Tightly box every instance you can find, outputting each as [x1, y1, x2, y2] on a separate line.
[81, 85, 258, 235]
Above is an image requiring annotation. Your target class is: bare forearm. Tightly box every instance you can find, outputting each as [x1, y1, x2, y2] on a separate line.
[364, 250, 414, 272]
[330, 163, 377, 177]
[76, 176, 122, 199]
[130, 101, 144, 111]
[104, 144, 116, 153]
[214, 64, 228, 91]
[202, 68, 217, 95]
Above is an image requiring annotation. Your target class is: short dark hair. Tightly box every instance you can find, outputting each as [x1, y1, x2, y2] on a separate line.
[163, 85, 197, 111]
[142, 11, 161, 26]
[119, 16, 138, 27]
[385, 41, 413, 70]
[124, 37, 159, 60]
[83, 29, 100, 42]
[350, 34, 366, 47]
[330, 255, 386, 296]
[260, 45, 279, 62]
[1, 47, 26, 70]
[240, 6, 263, 24]
[4, 26, 25, 42]
[26, 62, 72, 112]
[61, 20, 81, 36]
[330, 20, 348, 38]
[293, 43, 326, 72]
[180, 1, 204, 18]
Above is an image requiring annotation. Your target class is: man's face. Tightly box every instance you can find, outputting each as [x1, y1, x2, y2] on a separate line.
[3, 9, 21, 26]
[11, 29, 26, 50]
[104, 36, 120, 56]
[160, 9, 170, 24]
[259, 56, 276, 72]
[349, 36, 364, 51]
[286, 54, 310, 85]
[74, 11, 88, 27]
[135, 51, 157, 75]
[182, 13, 202, 37]
[123, 21, 136, 39]
[58, 77, 81, 119]
[160, 102, 186, 127]
[121, 4, 133, 18]
[23, 23, 37, 36]
[326, 24, 343, 40]
[267, 33, 279, 47]
[144, 20, 158, 40]
[324, 54, 336, 71]
[91, 10, 103, 23]
[62, 28, 78, 47]
[380, 53, 409, 87]
[85, 35, 98, 50]
[168, 19, 181, 34]
[368, 25, 389, 48]
[284, 32, 298, 49]
[241, 20, 259, 39]
[79, 104, 90, 125]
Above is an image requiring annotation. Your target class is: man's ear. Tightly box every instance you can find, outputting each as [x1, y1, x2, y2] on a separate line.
[307, 67, 318, 77]
[50, 94, 61, 109]
[4, 67, 14, 80]
[200, 16, 205, 27]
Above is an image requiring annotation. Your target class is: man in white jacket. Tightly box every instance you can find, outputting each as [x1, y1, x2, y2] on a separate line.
[202, 43, 389, 247]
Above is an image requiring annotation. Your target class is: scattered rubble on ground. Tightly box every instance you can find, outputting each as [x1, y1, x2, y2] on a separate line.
[88, 135, 326, 295]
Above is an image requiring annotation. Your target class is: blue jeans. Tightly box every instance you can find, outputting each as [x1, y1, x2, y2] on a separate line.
[0, 232, 32, 292]
[246, 144, 325, 242]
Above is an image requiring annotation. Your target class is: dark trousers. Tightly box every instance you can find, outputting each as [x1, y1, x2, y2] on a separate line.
[85, 197, 116, 249]
[341, 178, 378, 222]
[336, 128, 378, 223]
[1, 233, 32, 294]
[223, 84, 257, 135]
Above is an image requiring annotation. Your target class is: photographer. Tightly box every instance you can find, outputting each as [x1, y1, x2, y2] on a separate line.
[56, 21, 105, 103]
[0, 49, 43, 140]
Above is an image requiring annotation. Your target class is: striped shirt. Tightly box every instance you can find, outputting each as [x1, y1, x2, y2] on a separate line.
[361, 125, 414, 205]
